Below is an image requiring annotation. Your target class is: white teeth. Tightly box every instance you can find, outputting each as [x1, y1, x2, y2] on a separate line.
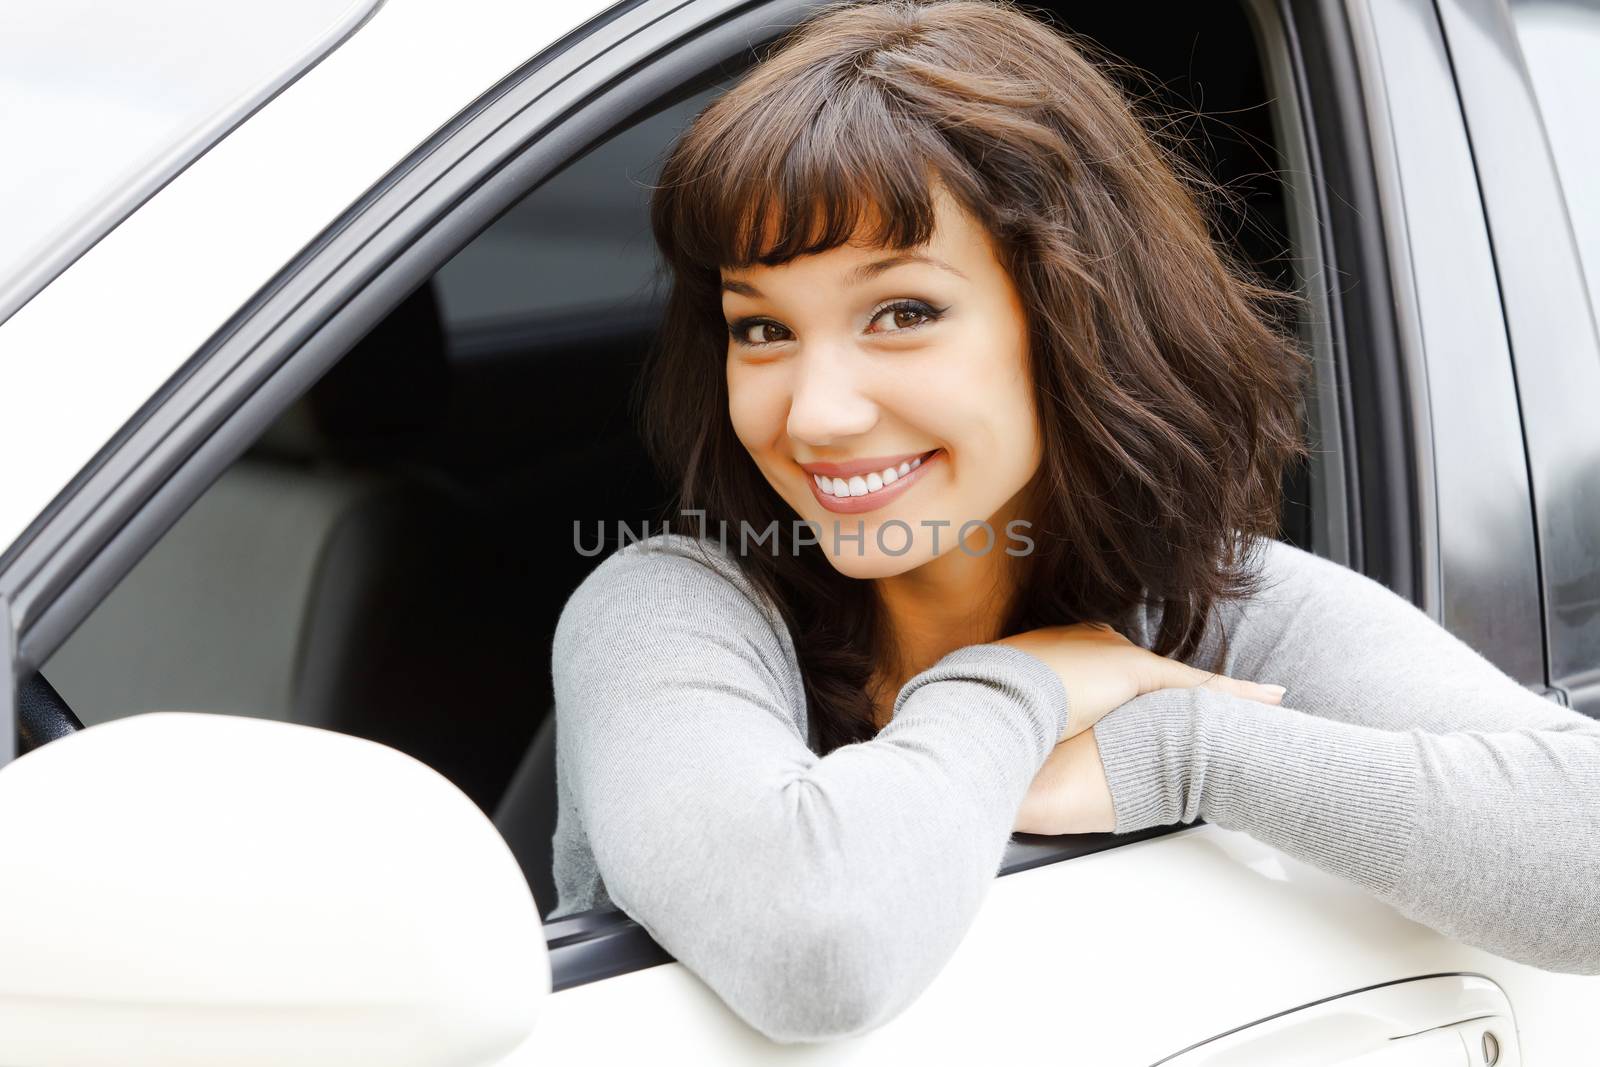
[812, 453, 933, 497]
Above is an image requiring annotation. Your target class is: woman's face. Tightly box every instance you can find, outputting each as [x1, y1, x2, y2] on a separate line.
[721, 185, 1041, 579]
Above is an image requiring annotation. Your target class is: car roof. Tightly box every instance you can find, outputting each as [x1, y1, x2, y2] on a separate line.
[0, 0, 383, 326]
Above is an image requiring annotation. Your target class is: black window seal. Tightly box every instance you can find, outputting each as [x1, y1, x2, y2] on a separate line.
[1282, 0, 1419, 601]
[1, 593, 14, 767]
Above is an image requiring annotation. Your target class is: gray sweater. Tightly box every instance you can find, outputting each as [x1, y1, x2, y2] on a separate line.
[546, 531, 1600, 1043]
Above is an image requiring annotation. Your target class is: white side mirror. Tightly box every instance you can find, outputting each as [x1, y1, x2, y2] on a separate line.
[0, 712, 550, 1066]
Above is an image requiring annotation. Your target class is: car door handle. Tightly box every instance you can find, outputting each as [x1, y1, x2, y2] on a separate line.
[1159, 974, 1517, 1066]
[1341, 1026, 1476, 1065]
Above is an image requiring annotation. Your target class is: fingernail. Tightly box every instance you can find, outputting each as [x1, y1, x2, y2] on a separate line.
[1263, 684, 1287, 698]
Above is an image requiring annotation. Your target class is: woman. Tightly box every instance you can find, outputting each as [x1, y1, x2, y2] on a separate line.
[546, 0, 1600, 1043]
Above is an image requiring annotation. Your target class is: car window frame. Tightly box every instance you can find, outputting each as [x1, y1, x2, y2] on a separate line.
[1283, 0, 1418, 602]
[1, 598, 13, 766]
[0, 0, 1405, 992]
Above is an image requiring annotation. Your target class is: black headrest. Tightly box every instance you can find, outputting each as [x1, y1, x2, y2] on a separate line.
[253, 281, 450, 463]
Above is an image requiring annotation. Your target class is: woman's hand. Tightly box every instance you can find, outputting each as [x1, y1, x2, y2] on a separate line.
[995, 621, 1285, 741]
[1014, 728, 1116, 835]
[996, 621, 1286, 834]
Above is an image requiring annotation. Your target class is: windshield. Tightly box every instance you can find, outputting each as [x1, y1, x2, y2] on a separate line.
[0, 0, 382, 325]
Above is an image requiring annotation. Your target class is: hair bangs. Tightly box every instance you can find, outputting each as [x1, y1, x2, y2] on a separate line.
[660, 73, 966, 275]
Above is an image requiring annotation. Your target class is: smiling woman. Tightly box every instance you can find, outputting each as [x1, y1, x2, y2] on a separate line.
[543, 0, 1600, 1046]
[639, 0, 1308, 755]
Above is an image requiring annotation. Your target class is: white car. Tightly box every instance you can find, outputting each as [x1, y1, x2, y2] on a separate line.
[2, 0, 1597, 1063]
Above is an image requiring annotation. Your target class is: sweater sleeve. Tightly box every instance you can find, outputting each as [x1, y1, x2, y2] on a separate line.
[1091, 535, 1600, 973]
[550, 537, 1069, 1044]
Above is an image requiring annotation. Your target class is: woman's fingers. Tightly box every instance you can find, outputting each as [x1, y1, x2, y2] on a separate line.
[1156, 657, 1285, 705]
[1198, 671, 1286, 705]
[998, 624, 1284, 744]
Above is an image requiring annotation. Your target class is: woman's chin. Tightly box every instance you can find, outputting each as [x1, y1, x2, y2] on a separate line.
[821, 546, 934, 580]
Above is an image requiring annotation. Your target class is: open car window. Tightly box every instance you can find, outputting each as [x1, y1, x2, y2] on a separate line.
[36, 0, 1326, 970]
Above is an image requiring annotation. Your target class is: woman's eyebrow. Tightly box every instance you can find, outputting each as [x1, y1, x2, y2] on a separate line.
[720, 277, 763, 297]
[845, 253, 968, 287]
[720, 253, 968, 297]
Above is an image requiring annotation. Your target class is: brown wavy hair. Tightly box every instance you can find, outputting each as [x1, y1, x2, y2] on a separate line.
[636, 0, 1312, 755]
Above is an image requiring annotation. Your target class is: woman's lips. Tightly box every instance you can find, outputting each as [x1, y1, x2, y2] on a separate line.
[805, 449, 942, 515]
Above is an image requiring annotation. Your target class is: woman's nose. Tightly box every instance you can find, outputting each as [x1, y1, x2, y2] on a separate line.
[784, 344, 879, 447]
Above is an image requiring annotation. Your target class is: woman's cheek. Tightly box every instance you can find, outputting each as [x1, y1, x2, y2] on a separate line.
[725, 366, 785, 452]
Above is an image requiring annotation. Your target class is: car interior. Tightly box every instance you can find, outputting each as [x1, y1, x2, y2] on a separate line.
[39, 2, 1310, 922]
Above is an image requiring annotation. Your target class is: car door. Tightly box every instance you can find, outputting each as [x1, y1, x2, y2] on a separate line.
[3, 0, 1597, 1064]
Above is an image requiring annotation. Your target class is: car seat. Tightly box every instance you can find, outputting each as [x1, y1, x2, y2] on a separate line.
[41, 282, 546, 811]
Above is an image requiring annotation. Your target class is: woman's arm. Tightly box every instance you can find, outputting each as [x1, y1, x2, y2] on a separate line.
[1091, 535, 1600, 973]
[551, 535, 1069, 1043]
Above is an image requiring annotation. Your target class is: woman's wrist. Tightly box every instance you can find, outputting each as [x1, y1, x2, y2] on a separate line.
[1015, 729, 1116, 835]
[1090, 689, 1204, 834]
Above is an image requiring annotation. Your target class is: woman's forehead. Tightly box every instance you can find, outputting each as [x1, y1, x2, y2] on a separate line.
[719, 187, 989, 283]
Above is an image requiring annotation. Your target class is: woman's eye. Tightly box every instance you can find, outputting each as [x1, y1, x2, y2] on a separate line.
[728, 319, 793, 347]
[866, 300, 945, 335]
[727, 300, 946, 348]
